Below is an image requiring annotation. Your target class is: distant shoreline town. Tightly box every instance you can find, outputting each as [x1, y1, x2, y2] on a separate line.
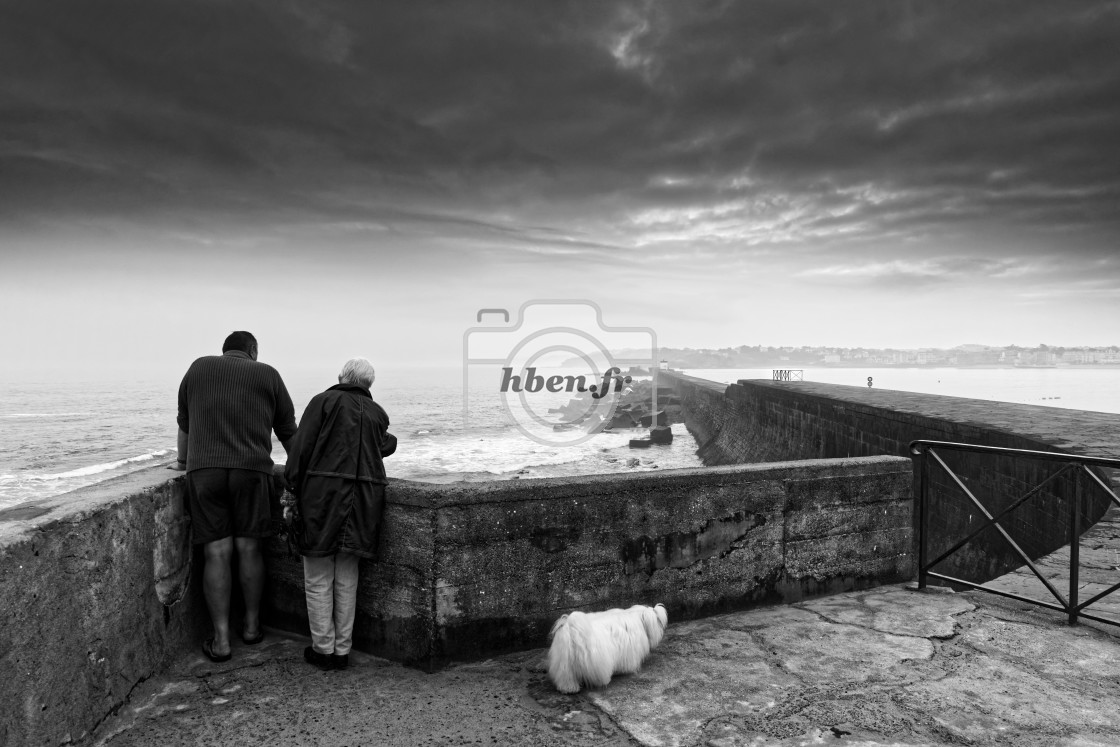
[658, 344, 1120, 369]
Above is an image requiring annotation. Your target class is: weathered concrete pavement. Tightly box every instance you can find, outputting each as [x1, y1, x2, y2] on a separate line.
[90, 583, 1120, 747]
[986, 505, 1120, 623]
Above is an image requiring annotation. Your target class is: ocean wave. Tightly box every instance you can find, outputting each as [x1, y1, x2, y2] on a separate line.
[390, 422, 697, 481]
[9, 449, 173, 481]
[394, 439, 598, 476]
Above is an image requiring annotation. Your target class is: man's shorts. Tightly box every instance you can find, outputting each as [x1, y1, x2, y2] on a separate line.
[186, 468, 274, 545]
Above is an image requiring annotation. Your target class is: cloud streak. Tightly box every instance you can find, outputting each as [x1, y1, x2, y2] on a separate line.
[797, 257, 1034, 288]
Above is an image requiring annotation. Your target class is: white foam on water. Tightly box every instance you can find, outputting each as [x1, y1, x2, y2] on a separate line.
[398, 422, 701, 483]
[390, 424, 670, 480]
[17, 449, 173, 481]
[395, 435, 579, 476]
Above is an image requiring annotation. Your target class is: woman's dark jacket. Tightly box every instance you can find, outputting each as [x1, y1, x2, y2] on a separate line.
[284, 383, 397, 559]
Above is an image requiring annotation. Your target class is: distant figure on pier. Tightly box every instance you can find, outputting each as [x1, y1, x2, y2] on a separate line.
[174, 331, 298, 663]
[285, 358, 397, 671]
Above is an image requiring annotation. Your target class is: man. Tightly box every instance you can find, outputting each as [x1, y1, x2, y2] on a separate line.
[172, 331, 297, 662]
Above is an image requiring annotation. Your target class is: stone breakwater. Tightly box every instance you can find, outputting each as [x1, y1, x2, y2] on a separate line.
[663, 370, 1120, 584]
[261, 456, 913, 668]
[0, 470, 208, 747]
[1, 453, 912, 745]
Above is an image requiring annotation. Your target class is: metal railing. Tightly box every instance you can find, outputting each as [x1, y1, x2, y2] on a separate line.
[772, 369, 803, 382]
[910, 439, 1120, 626]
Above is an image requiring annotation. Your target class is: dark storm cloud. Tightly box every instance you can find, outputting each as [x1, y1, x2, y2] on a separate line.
[2, 0, 1119, 259]
[604, 2, 1120, 244]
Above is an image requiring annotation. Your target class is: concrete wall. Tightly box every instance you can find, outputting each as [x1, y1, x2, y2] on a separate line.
[1, 455, 912, 741]
[262, 456, 913, 668]
[0, 471, 207, 747]
[663, 371, 1119, 584]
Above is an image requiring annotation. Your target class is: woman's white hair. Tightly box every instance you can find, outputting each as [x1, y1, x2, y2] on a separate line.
[338, 357, 376, 388]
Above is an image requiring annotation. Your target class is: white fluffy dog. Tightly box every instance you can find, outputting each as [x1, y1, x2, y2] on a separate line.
[547, 603, 668, 693]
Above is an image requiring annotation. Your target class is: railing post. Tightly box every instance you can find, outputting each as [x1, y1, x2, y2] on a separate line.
[918, 447, 928, 590]
[1069, 469, 1082, 625]
[905, 441, 1120, 627]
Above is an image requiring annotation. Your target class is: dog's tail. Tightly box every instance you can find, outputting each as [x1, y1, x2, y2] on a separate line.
[643, 603, 668, 649]
[549, 613, 570, 640]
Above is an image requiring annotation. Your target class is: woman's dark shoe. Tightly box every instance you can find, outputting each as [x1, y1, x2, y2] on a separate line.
[330, 653, 349, 670]
[242, 630, 265, 645]
[202, 638, 232, 663]
[304, 646, 333, 671]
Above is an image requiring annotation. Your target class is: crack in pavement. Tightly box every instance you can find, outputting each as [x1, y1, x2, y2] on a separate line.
[794, 598, 952, 645]
[83, 669, 157, 746]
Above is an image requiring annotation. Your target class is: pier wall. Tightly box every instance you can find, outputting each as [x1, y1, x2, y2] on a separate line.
[0, 472, 206, 747]
[662, 370, 1117, 584]
[2, 454, 911, 742]
[262, 456, 912, 667]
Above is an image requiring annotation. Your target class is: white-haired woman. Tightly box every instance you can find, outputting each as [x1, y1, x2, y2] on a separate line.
[284, 358, 396, 670]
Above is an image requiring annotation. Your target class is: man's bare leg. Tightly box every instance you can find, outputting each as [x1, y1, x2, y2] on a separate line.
[203, 537, 234, 656]
[235, 536, 265, 639]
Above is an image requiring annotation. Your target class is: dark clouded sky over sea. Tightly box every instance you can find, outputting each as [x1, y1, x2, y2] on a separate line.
[1, 1, 1118, 378]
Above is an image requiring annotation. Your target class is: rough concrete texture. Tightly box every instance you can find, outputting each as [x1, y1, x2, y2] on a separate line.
[261, 456, 914, 666]
[0, 468, 208, 747]
[89, 584, 1120, 747]
[427, 457, 912, 662]
[1, 455, 911, 742]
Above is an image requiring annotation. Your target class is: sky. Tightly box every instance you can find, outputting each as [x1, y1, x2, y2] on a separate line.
[1, 0, 1119, 381]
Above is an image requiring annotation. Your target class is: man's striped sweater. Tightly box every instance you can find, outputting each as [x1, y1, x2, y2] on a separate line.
[177, 351, 298, 474]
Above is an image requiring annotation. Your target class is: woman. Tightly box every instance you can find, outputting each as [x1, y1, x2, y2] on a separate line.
[284, 358, 396, 670]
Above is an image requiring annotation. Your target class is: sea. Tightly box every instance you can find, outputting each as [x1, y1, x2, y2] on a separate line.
[0, 366, 701, 511]
[2, 365, 1118, 511]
